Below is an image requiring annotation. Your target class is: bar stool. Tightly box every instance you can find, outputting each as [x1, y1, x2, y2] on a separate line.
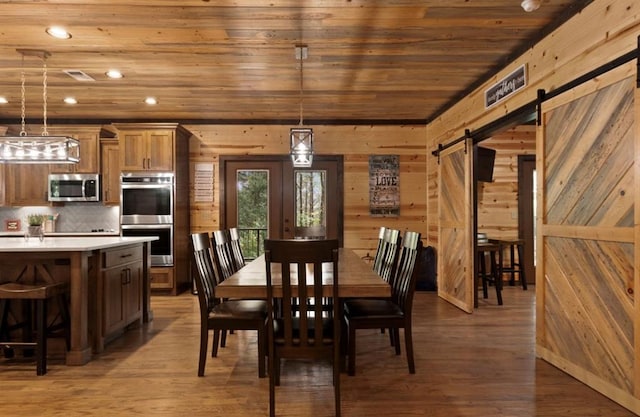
[476, 241, 503, 306]
[500, 239, 527, 290]
[0, 281, 70, 375]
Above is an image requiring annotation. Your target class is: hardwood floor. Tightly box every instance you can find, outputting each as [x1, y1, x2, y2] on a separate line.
[1, 287, 636, 416]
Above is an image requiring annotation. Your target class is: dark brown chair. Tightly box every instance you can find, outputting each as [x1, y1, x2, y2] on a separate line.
[344, 231, 422, 376]
[191, 232, 268, 378]
[264, 239, 341, 417]
[228, 227, 246, 272]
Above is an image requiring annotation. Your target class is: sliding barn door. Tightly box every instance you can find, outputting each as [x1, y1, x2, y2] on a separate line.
[537, 68, 638, 409]
[438, 140, 474, 313]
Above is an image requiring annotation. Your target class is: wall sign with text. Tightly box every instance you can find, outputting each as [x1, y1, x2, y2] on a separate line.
[369, 155, 400, 217]
[485, 64, 527, 108]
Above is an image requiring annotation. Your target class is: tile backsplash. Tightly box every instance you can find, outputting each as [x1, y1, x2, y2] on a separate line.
[0, 204, 119, 233]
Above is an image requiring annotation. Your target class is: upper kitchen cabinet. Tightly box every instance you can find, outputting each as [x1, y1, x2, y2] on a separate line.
[115, 124, 189, 172]
[49, 126, 114, 174]
[100, 139, 120, 205]
[6, 163, 50, 206]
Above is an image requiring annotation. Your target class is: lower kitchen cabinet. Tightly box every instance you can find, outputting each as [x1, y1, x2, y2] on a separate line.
[101, 244, 143, 342]
[150, 266, 174, 290]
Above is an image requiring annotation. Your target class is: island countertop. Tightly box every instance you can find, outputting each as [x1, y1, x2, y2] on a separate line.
[0, 236, 157, 252]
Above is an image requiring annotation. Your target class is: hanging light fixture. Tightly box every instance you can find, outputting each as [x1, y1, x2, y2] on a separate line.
[290, 45, 313, 168]
[0, 49, 79, 164]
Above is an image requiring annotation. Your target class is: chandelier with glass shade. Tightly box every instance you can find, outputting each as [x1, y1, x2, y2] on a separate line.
[0, 49, 79, 164]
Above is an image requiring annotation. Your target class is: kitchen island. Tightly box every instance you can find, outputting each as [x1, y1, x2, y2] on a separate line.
[0, 236, 157, 365]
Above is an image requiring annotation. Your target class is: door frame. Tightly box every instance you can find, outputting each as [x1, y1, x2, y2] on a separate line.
[219, 155, 344, 245]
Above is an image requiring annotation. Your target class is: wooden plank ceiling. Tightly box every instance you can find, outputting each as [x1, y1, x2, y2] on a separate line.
[0, 0, 592, 124]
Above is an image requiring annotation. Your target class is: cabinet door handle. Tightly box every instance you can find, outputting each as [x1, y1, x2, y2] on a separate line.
[121, 269, 128, 285]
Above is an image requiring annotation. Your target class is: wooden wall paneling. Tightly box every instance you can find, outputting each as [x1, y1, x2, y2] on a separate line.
[537, 71, 637, 413]
[186, 124, 427, 258]
[426, 1, 639, 286]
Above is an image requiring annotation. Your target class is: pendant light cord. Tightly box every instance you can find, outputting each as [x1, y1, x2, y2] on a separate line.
[298, 48, 304, 127]
[41, 57, 48, 136]
[19, 55, 26, 137]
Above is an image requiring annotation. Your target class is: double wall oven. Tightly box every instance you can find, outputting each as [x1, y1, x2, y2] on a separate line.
[120, 172, 174, 266]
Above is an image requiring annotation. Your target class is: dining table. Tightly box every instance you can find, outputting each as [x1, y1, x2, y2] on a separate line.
[216, 248, 391, 299]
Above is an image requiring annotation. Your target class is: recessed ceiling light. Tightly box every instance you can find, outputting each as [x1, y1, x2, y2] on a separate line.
[521, 0, 541, 12]
[144, 97, 158, 105]
[106, 69, 124, 79]
[46, 26, 72, 39]
[0, 97, 8, 104]
[64, 97, 77, 105]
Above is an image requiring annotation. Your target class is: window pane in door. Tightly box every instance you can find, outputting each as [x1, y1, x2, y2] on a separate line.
[236, 170, 269, 259]
[294, 170, 326, 239]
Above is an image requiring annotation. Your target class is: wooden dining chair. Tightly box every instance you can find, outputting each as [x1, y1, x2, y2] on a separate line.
[373, 228, 401, 283]
[264, 239, 341, 417]
[191, 232, 268, 378]
[344, 230, 422, 376]
[228, 227, 246, 272]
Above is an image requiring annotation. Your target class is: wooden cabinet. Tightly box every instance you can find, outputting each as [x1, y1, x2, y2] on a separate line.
[150, 266, 174, 290]
[118, 128, 174, 172]
[100, 140, 120, 205]
[49, 126, 104, 174]
[5, 164, 50, 206]
[101, 245, 143, 341]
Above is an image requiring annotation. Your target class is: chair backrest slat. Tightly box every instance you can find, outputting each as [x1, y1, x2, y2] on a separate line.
[392, 231, 423, 313]
[211, 230, 236, 282]
[228, 227, 246, 271]
[374, 228, 401, 284]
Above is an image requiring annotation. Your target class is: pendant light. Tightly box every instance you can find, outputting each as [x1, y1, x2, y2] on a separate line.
[0, 49, 79, 164]
[290, 45, 313, 168]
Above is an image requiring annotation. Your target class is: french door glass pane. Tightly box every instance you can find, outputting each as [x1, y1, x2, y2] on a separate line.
[295, 170, 327, 239]
[236, 170, 268, 259]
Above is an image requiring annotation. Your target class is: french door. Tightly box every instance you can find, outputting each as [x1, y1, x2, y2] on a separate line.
[221, 155, 343, 259]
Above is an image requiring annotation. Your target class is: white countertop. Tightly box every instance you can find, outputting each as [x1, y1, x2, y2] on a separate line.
[0, 236, 157, 252]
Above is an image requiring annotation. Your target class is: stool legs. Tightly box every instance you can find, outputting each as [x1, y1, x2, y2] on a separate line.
[36, 299, 47, 375]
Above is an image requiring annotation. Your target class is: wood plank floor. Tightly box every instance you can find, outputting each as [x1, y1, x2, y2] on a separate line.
[1, 287, 637, 416]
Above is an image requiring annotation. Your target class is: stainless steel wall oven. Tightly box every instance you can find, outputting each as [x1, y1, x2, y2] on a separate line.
[121, 224, 173, 266]
[120, 172, 174, 266]
[120, 172, 174, 224]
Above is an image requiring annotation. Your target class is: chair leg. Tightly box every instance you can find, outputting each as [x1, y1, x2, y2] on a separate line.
[257, 325, 266, 378]
[393, 328, 401, 355]
[198, 324, 209, 377]
[268, 353, 276, 417]
[347, 324, 356, 376]
[35, 299, 47, 376]
[212, 330, 220, 357]
[0, 299, 14, 359]
[334, 350, 341, 417]
[220, 329, 227, 347]
[404, 325, 415, 374]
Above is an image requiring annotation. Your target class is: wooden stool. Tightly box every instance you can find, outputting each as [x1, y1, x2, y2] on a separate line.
[500, 239, 527, 290]
[0, 282, 70, 375]
[476, 241, 503, 306]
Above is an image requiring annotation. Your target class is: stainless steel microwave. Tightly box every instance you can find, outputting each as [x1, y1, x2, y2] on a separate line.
[48, 173, 101, 202]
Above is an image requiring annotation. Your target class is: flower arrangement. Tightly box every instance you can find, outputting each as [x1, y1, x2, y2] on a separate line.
[27, 214, 47, 226]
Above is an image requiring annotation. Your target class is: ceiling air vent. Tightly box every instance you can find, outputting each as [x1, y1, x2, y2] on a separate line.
[63, 69, 95, 82]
